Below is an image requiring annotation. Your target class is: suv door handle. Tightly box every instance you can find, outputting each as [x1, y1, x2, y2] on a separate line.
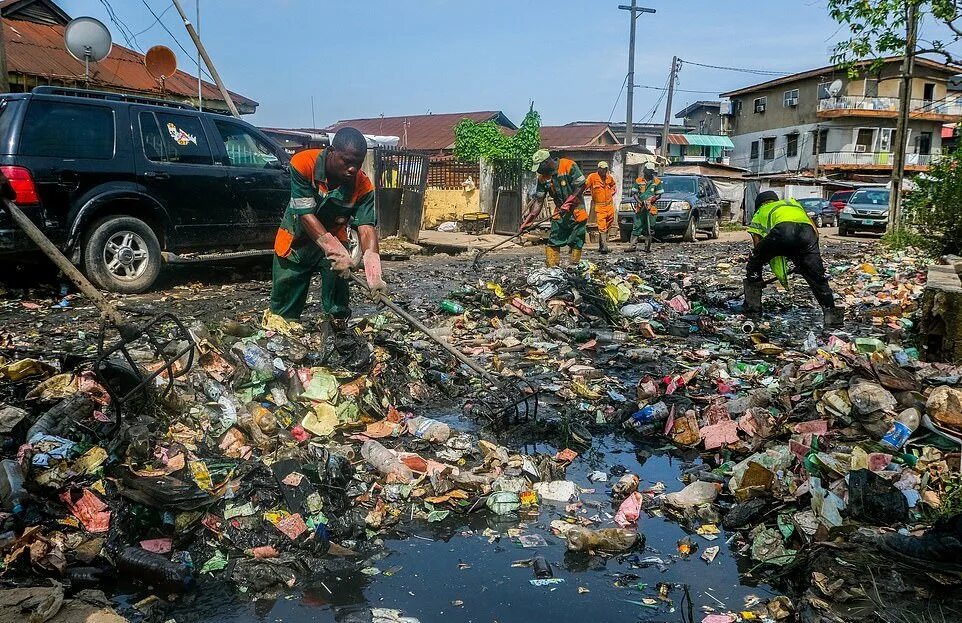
[56, 170, 79, 189]
[232, 175, 255, 185]
[144, 171, 170, 180]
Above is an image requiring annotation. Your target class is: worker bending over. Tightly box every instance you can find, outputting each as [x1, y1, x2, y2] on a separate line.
[584, 161, 618, 255]
[744, 191, 842, 328]
[521, 149, 587, 267]
[628, 164, 663, 252]
[271, 127, 387, 323]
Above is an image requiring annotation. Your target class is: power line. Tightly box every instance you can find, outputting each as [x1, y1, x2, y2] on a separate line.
[99, 0, 143, 52]
[140, 0, 215, 82]
[634, 84, 722, 95]
[607, 73, 629, 123]
[680, 59, 789, 76]
[133, 2, 174, 38]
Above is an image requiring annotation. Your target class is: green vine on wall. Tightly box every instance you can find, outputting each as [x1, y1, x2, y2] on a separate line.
[454, 106, 541, 163]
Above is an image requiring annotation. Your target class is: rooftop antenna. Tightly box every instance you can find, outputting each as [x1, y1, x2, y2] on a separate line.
[144, 45, 177, 95]
[64, 17, 112, 84]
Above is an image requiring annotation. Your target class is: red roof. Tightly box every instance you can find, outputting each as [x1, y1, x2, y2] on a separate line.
[3, 18, 257, 112]
[540, 123, 617, 148]
[325, 111, 516, 151]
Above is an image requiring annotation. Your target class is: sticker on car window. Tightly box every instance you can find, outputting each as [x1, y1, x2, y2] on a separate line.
[167, 122, 197, 146]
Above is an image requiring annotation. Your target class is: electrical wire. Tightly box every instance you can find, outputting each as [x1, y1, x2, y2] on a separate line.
[680, 59, 789, 76]
[634, 84, 723, 95]
[607, 73, 629, 123]
[133, 2, 174, 38]
[140, 0, 215, 82]
[99, 0, 143, 52]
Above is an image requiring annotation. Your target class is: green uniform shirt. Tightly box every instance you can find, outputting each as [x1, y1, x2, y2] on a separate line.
[747, 198, 813, 239]
[536, 158, 586, 207]
[631, 176, 664, 203]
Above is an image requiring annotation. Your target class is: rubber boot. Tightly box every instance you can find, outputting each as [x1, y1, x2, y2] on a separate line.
[628, 236, 638, 252]
[822, 306, 843, 329]
[598, 237, 608, 255]
[545, 246, 561, 268]
[570, 248, 583, 265]
[743, 279, 763, 318]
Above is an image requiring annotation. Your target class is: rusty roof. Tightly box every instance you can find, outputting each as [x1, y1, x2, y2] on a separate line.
[540, 123, 617, 148]
[325, 111, 516, 151]
[4, 18, 258, 112]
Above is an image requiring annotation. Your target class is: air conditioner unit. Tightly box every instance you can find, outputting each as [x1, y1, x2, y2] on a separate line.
[755, 103, 766, 113]
[785, 97, 798, 107]
[855, 145, 867, 153]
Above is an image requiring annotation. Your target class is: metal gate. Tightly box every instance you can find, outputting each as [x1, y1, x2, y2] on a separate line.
[491, 159, 525, 235]
[374, 147, 429, 241]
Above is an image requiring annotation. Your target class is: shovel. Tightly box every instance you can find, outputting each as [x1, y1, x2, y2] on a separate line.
[3, 199, 194, 432]
[471, 214, 552, 272]
[350, 273, 538, 427]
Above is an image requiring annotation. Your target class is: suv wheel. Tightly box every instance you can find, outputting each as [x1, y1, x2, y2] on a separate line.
[84, 216, 162, 293]
[709, 216, 720, 240]
[682, 215, 696, 242]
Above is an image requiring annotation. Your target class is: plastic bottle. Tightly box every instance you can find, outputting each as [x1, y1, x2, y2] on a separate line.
[0, 459, 26, 514]
[612, 474, 640, 499]
[233, 343, 275, 376]
[624, 402, 670, 434]
[112, 546, 194, 592]
[565, 526, 638, 553]
[533, 556, 553, 579]
[360, 440, 414, 482]
[26, 393, 94, 441]
[439, 300, 465, 314]
[406, 416, 451, 443]
[66, 566, 111, 590]
[594, 330, 628, 345]
[880, 407, 921, 452]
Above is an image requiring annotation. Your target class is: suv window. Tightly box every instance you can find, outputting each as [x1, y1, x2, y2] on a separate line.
[212, 120, 279, 168]
[140, 111, 213, 165]
[0, 100, 21, 152]
[661, 176, 697, 194]
[20, 100, 114, 159]
[850, 189, 890, 205]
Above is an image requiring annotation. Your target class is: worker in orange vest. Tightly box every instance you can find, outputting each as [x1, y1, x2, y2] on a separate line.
[584, 161, 617, 254]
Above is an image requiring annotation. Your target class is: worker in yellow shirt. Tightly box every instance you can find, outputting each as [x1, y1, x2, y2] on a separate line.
[584, 161, 617, 254]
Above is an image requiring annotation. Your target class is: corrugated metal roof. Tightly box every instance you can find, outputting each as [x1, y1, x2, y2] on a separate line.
[667, 134, 734, 148]
[540, 123, 617, 148]
[3, 18, 258, 112]
[325, 111, 516, 151]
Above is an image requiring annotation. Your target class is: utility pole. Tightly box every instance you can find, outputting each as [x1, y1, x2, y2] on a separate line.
[889, 1, 919, 232]
[171, 0, 240, 117]
[659, 56, 679, 172]
[619, 3, 656, 146]
[0, 14, 9, 94]
[196, 0, 202, 111]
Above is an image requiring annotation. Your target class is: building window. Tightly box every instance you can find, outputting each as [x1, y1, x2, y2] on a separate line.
[750, 140, 759, 160]
[812, 129, 829, 154]
[864, 78, 879, 97]
[783, 89, 799, 107]
[753, 97, 767, 113]
[786, 133, 799, 157]
[817, 82, 835, 99]
[763, 137, 776, 160]
[855, 128, 875, 153]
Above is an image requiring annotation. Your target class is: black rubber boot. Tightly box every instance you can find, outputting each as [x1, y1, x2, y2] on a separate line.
[628, 236, 638, 252]
[822, 306, 843, 329]
[743, 279, 763, 317]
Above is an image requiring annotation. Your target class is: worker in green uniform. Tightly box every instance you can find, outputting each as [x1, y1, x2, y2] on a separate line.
[520, 149, 588, 267]
[745, 190, 842, 328]
[270, 127, 386, 323]
[628, 163, 663, 252]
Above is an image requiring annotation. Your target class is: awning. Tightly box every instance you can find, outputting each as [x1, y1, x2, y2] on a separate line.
[667, 134, 735, 148]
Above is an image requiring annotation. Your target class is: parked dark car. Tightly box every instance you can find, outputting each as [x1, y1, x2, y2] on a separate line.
[838, 188, 890, 236]
[617, 174, 722, 242]
[828, 189, 855, 214]
[0, 87, 293, 293]
[797, 197, 837, 228]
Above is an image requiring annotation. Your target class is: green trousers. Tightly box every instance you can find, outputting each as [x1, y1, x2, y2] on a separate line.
[271, 244, 350, 320]
[631, 211, 655, 238]
[548, 215, 587, 250]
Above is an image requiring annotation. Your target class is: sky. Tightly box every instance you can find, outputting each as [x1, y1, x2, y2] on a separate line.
[62, 1, 875, 129]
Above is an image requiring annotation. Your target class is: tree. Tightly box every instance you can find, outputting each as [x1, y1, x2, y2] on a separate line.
[454, 107, 541, 163]
[903, 145, 962, 255]
[827, 0, 962, 231]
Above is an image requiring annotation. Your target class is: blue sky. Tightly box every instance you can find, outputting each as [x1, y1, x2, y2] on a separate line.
[63, 1, 870, 128]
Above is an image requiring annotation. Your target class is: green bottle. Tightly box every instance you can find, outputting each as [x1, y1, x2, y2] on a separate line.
[439, 299, 465, 314]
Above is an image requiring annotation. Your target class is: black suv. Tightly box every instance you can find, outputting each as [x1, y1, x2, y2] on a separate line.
[0, 87, 291, 292]
[618, 174, 723, 242]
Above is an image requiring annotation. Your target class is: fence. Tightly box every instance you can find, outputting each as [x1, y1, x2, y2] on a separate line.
[427, 158, 480, 190]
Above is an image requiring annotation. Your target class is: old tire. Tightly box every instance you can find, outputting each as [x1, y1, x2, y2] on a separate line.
[682, 216, 696, 242]
[83, 215, 162, 294]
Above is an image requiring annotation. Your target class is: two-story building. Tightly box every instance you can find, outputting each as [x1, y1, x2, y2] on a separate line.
[721, 57, 962, 180]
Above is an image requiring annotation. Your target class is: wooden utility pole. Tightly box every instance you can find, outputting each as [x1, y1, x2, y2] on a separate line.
[659, 56, 679, 172]
[171, 0, 239, 117]
[618, 2, 656, 146]
[0, 16, 10, 94]
[889, 1, 919, 231]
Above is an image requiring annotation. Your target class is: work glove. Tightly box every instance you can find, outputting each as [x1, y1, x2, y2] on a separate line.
[363, 249, 387, 299]
[560, 194, 581, 213]
[315, 233, 353, 277]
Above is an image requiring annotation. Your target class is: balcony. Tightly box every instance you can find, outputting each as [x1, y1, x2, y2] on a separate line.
[817, 151, 935, 171]
[817, 96, 962, 121]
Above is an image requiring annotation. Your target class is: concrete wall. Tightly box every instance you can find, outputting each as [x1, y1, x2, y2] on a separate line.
[422, 188, 480, 229]
[919, 257, 962, 364]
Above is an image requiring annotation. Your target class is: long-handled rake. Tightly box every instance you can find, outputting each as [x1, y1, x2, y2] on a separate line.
[470, 214, 551, 272]
[3, 199, 194, 434]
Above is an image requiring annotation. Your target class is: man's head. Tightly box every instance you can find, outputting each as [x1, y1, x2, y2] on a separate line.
[755, 190, 780, 211]
[531, 149, 557, 175]
[327, 127, 367, 186]
[642, 163, 656, 181]
[597, 161, 609, 178]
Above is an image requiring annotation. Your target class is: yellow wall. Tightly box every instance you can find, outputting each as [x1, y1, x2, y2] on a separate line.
[422, 188, 481, 228]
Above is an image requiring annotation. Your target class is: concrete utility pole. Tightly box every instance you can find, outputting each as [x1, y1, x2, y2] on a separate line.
[619, 2, 656, 146]
[659, 56, 679, 172]
[171, 0, 240, 117]
[889, 1, 919, 231]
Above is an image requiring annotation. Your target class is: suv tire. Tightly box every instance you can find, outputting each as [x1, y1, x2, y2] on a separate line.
[682, 215, 696, 242]
[84, 215, 162, 294]
[709, 216, 720, 240]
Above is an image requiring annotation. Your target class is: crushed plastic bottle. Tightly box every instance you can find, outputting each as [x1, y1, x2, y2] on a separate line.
[361, 440, 414, 482]
[406, 416, 451, 443]
[565, 526, 638, 552]
[624, 402, 669, 434]
[233, 343, 276, 377]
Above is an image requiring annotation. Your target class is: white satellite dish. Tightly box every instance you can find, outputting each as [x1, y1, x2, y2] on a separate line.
[828, 79, 844, 97]
[64, 17, 113, 81]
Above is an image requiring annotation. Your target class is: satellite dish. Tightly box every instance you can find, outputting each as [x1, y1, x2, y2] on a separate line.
[64, 17, 112, 80]
[145, 45, 177, 81]
[828, 79, 844, 97]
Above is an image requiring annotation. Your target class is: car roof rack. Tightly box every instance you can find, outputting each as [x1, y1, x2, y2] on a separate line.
[31, 86, 197, 110]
